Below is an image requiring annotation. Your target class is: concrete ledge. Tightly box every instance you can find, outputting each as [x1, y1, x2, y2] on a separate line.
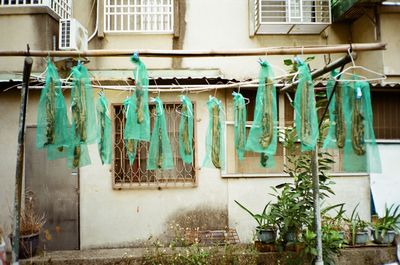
[19, 245, 398, 265]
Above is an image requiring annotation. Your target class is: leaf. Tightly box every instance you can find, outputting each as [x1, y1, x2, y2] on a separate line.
[284, 59, 293, 66]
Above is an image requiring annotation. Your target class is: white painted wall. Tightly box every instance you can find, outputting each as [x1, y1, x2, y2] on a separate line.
[370, 144, 400, 217]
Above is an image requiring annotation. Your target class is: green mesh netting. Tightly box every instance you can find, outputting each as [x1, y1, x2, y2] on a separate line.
[245, 60, 278, 167]
[232, 92, 247, 161]
[123, 95, 138, 165]
[343, 77, 381, 173]
[178, 95, 194, 164]
[129, 54, 150, 141]
[67, 62, 98, 168]
[323, 70, 347, 150]
[36, 59, 70, 161]
[147, 97, 174, 170]
[97, 92, 112, 165]
[294, 60, 319, 152]
[203, 96, 225, 169]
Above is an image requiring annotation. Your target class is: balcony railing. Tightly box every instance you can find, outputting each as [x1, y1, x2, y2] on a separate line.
[0, 0, 72, 19]
[255, 0, 331, 34]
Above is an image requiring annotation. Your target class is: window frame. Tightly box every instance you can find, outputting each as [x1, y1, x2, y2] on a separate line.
[111, 101, 198, 190]
[103, 0, 174, 34]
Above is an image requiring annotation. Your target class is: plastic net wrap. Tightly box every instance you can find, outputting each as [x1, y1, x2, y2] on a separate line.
[123, 95, 138, 165]
[147, 98, 174, 170]
[245, 60, 278, 167]
[36, 60, 70, 160]
[203, 96, 225, 169]
[67, 62, 97, 168]
[178, 95, 194, 165]
[232, 92, 247, 161]
[323, 70, 348, 150]
[97, 92, 112, 165]
[343, 78, 381, 173]
[294, 60, 319, 152]
[129, 54, 150, 141]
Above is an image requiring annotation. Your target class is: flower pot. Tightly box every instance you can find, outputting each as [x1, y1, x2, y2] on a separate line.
[372, 230, 396, 245]
[256, 227, 277, 244]
[351, 231, 369, 245]
[9, 233, 40, 259]
[285, 230, 297, 243]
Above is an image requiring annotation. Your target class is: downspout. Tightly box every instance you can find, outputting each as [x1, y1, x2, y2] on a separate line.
[88, 0, 99, 42]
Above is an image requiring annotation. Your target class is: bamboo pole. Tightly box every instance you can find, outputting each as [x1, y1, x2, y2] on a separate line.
[12, 56, 33, 264]
[0, 43, 385, 57]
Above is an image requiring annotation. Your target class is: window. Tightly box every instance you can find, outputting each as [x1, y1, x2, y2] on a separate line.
[371, 91, 400, 140]
[0, 0, 72, 19]
[104, 0, 173, 33]
[254, 0, 331, 34]
[112, 103, 196, 189]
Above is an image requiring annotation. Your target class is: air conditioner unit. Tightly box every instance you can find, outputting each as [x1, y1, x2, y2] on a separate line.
[59, 19, 88, 51]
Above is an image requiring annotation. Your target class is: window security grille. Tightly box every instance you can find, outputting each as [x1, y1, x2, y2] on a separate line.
[104, 0, 173, 33]
[254, 0, 331, 34]
[113, 103, 196, 189]
[0, 0, 72, 19]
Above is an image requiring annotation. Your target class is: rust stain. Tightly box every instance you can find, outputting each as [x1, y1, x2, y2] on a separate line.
[55, 225, 62, 234]
[44, 229, 52, 241]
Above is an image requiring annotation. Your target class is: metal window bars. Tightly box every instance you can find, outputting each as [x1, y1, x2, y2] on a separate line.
[255, 0, 331, 34]
[104, 0, 173, 33]
[0, 0, 72, 19]
[112, 103, 196, 189]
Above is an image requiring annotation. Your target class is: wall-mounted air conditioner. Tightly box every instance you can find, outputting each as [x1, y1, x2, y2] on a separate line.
[59, 19, 88, 51]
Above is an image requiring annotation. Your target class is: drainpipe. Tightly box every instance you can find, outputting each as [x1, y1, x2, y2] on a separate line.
[88, 0, 99, 42]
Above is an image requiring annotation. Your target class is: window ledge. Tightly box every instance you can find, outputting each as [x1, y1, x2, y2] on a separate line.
[0, 6, 60, 21]
[221, 172, 368, 178]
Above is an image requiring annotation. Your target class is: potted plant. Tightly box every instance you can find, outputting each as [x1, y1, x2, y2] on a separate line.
[270, 184, 307, 245]
[234, 200, 277, 244]
[346, 204, 369, 246]
[10, 192, 45, 259]
[371, 204, 400, 245]
[322, 203, 347, 241]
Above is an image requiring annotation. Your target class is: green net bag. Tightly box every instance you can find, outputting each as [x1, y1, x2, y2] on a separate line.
[147, 97, 174, 170]
[245, 60, 278, 167]
[294, 59, 319, 152]
[343, 78, 381, 173]
[203, 96, 225, 169]
[129, 54, 150, 141]
[97, 92, 112, 165]
[123, 95, 138, 165]
[36, 59, 70, 154]
[67, 62, 98, 168]
[67, 143, 91, 168]
[323, 70, 347, 150]
[178, 95, 194, 164]
[232, 92, 247, 161]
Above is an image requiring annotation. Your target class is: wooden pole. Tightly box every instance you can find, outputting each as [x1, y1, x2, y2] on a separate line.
[0, 43, 385, 57]
[11, 56, 33, 264]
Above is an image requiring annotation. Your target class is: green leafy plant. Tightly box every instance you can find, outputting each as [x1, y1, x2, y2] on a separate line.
[372, 204, 400, 239]
[322, 203, 347, 233]
[234, 200, 275, 229]
[346, 203, 369, 245]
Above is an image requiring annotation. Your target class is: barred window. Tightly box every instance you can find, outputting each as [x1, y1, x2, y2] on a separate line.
[112, 103, 196, 189]
[104, 0, 173, 33]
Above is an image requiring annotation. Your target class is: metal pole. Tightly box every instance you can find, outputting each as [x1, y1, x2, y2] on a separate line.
[11, 56, 33, 264]
[312, 63, 346, 265]
[0, 43, 386, 57]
